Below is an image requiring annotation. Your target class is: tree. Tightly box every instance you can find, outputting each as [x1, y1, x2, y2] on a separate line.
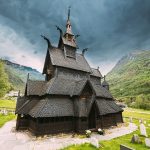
[0, 61, 11, 97]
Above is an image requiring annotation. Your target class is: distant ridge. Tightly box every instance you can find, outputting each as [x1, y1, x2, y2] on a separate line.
[107, 50, 150, 99]
[1, 59, 44, 92]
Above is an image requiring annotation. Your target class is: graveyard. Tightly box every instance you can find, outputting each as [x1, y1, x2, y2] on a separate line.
[63, 108, 150, 149]
[0, 99, 150, 150]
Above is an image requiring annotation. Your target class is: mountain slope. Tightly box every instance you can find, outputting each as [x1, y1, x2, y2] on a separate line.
[0, 61, 11, 97]
[107, 50, 150, 99]
[2, 60, 44, 92]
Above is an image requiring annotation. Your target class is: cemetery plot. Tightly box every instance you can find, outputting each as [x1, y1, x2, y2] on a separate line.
[97, 108, 150, 150]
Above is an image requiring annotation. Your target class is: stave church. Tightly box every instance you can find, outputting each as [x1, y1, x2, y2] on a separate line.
[15, 8, 123, 135]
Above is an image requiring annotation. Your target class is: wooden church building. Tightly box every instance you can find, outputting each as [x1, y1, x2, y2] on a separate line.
[15, 8, 123, 135]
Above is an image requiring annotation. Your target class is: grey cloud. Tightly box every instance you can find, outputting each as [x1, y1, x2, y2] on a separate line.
[0, 0, 150, 73]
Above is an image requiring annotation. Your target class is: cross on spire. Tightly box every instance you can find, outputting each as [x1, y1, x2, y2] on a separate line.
[68, 6, 71, 20]
[65, 6, 73, 36]
[104, 75, 106, 81]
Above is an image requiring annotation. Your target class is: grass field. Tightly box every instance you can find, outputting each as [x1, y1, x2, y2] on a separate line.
[0, 99, 16, 109]
[63, 108, 150, 150]
[0, 99, 16, 127]
[0, 114, 16, 127]
[62, 143, 97, 150]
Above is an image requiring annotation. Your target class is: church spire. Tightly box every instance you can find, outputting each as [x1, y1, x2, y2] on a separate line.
[68, 6, 71, 20]
[66, 6, 73, 35]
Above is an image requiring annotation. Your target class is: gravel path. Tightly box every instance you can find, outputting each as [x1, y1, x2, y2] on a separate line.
[0, 120, 137, 150]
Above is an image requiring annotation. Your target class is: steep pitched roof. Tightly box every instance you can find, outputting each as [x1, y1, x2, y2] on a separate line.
[26, 77, 113, 99]
[90, 80, 112, 98]
[62, 37, 77, 48]
[96, 99, 123, 115]
[29, 98, 74, 117]
[102, 80, 109, 86]
[16, 97, 74, 117]
[16, 96, 122, 118]
[15, 97, 39, 114]
[26, 80, 47, 96]
[15, 96, 27, 113]
[91, 68, 102, 78]
[46, 77, 77, 96]
[48, 47, 92, 72]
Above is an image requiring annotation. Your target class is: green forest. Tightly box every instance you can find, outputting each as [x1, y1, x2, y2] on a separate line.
[107, 50, 150, 110]
[0, 61, 11, 97]
[0, 59, 44, 97]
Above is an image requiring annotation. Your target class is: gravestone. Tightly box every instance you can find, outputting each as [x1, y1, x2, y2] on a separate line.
[120, 144, 134, 150]
[2, 109, 8, 115]
[145, 138, 150, 147]
[140, 123, 147, 137]
[139, 119, 143, 124]
[90, 137, 99, 148]
[131, 134, 141, 144]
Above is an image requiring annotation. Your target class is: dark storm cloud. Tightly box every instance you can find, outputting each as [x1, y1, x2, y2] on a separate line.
[0, 0, 150, 73]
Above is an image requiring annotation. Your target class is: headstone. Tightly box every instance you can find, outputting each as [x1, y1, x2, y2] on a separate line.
[145, 138, 150, 147]
[120, 144, 134, 150]
[131, 134, 141, 144]
[3, 109, 8, 115]
[139, 119, 143, 124]
[90, 137, 99, 148]
[140, 123, 147, 137]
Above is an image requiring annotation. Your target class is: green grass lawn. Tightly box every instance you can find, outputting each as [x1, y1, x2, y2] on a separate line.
[62, 143, 97, 150]
[0, 114, 16, 127]
[0, 99, 16, 109]
[63, 108, 150, 150]
[0, 99, 16, 127]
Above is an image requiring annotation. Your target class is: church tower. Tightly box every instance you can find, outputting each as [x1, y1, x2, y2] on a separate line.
[58, 7, 77, 59]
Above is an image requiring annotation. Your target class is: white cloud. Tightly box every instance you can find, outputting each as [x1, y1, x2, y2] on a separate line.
[0, 24, 117, 75]
[0, 24, 44, 72]
[86, 56, 117, 75]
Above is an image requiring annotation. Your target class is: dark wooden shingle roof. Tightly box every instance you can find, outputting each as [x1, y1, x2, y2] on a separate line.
[29, 98, 74, 117]
[26, 80, 47, 96]
[15, 97, 39, 114]
[62, 37, 77, 48]
[90, 80, 112, 98]
[91, 68, 102, 78]
[16, 97, 122, 118]
[49, 48, 92, 72]
[96, 99, 123, 115]
[26, 77, 113, 99]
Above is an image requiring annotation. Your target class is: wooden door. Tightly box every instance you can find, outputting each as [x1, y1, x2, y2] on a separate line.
[88, 103, 96, 129]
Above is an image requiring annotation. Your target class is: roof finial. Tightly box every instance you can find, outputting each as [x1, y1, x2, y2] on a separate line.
[27, 73, 29, 81]
[55, 25, 63, 37]
[41, 35, 52, 48]
[18, 90, 20, 97]
[104, 75, 106, 81]
[82, 48, 88, 55]
[68, 6, 71, 20]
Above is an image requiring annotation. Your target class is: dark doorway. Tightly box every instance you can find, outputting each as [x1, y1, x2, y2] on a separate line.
[88, 102, 96, 129]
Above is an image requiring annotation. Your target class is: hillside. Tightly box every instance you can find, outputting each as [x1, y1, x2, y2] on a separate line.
[0, 61, 11, 97]
[1, 59, 44, 93]
[107, 50, 150, 102]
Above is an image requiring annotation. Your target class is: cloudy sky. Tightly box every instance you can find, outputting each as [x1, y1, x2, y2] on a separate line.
[0, 0, 150, 75]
